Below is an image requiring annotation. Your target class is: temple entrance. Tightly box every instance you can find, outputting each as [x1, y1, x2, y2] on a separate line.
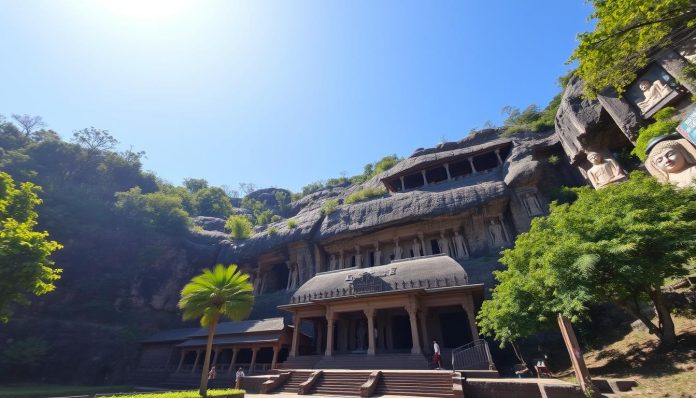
[439, 309, 472, 348]
[391, 315, 413, 350]
[264, 263, 289, 293]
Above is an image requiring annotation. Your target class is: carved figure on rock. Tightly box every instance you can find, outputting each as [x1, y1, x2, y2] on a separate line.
[488, 219, 506, 247]
[636, 79, 672, 114]
[522, 192, 544, 216]
[393, 240, 403, 260]
[438, 232, 451, 256]
[338, 250, 345, 269]
[646, 138, 696, 188]
[411, 238, 422, 258]
[329, 254, 337, 271]
[453, 231, 469, 259]
[373, 244, 382, 267]
[586, 152, 628, 189]
[354, 245, 363, 268]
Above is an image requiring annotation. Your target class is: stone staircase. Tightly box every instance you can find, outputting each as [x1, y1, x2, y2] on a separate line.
[310, 371, 371, 396]
[315, 353, 430, 369]
[274, 370, 314, 394]
[373, 371, 453, 398]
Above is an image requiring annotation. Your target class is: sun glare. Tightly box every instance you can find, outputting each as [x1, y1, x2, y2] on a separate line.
[99, 0, 194, 20]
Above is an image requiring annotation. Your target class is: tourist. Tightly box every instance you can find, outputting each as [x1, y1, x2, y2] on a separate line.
[235, 367, 245, 389]
[208, 365, 217, 381]
[433, 339, 442, 369]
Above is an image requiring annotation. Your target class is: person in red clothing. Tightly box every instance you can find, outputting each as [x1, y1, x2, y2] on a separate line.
[433, 339, 442, 369]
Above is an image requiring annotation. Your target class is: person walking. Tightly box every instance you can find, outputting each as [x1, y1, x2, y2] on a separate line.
[235, 367, 245, 389]
[208, 365, 217, 381]
[433, 339, 442, 369]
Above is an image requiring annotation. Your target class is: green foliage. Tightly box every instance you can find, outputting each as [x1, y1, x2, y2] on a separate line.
[632, 107, 680, 161]
[183, 178, 209, 193]
[193, 187, 233, 218]
[0, 385, 133, 398]
[0, 337, 49, 374]
[225, 215, 253, 240]
[271, 214, 281, 222]
[321, 199, 339, 216]
[478, 173, 695, 346]
[115, 187, 191, 234]
[287, 219, 298, 229]
[501, 93, 561, 137]
[274, 190, 290, 214]
[240, 197, 274, 225]
[297, 155, 400, 198]
[71, 127, 118, 152]
[267, 226, 278, 236]
[547, 154, 560, 165]
[0, 172, 62, 323]
[569, 0, 696, 98]
[344, 187, 388, 204]
[178, 264, 254, 396]
[678, 62, 696, 83]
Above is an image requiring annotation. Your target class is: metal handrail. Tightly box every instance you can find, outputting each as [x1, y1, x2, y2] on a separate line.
[451, 339, 494, 371]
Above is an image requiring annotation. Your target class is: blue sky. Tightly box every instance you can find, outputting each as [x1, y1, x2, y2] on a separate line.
[0, 0, 593, 193]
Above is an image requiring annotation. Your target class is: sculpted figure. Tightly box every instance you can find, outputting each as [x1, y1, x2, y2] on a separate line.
[329, 254, 337, 271]
[393, 241, 403, 260]
[453, 231, 469, 259]
[412, 238, 422, 257]
[522, 192, 544, 216]
[374, 250, 382, 266]
[354, 246, 363, 268]
[438, 232, 451, 256]
[488, 219, 506, 246]
[636, 79, 672, 114]
[338, 250, 344, 269]
[586, 152, 628, 189]
[646, 138, 696, 188]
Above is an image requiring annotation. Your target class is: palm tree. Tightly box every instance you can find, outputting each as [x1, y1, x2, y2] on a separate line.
[178, 264, 255, 397]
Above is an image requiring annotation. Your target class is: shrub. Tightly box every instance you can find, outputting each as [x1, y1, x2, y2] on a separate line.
[547, 154, 560, 165]
[321, 199, 339, 216]
[344, 187, 388, 204]
[224, 215, 252, 240]
[267, 226, 277, 236]
[271, 214, 281, 222]
[632, 107, 679, 161]
[287, 219, 298, 229]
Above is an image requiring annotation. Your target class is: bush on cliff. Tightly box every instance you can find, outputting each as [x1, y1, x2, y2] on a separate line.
[225, 215, 253, 240]
[344, 187, 388, 204]
[632, 107, 680, 161]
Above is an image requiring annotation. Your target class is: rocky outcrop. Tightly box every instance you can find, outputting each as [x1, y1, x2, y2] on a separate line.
[192, 216, 226, 232]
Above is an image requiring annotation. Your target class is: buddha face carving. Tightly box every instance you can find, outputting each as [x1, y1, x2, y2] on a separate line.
[652, 146, 688, 174]
[587, 152, 602, 165]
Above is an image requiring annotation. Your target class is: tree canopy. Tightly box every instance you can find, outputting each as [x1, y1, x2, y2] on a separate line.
[570, 0, 696, 98]
[0, 172, 62, 323]
[478, 173, 695, 347]
[178, 264, 254, 396]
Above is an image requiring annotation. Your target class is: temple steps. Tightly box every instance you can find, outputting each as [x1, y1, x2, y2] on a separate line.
[313, 353, 430, 370]
[373, 372, 453, 398]
[274, 370, 314, 394]
[310, 371, 371, 396]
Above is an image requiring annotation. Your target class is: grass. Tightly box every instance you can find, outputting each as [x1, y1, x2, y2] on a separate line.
[562, 315, 696, 398]
[0, 384, 131, 397]
[99, 389, 244, 398]
[344, 187, 387, 204]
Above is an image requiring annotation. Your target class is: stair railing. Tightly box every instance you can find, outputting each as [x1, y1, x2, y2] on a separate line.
[451, 339, 495, 371]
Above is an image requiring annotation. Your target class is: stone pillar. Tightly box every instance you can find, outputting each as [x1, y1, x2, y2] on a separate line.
[419, 309, 430, 353]
[444, 163, 452, 180]
[271, 345, 280, 369]
[421, 170, 428, 186]
[290, 314, 302, 357]
[354, 245, 363, 268]
[494, 149, 503, 165]
[285, 261, 293, 290]
[419, 233, 428, 256]
[212, 348, 220, 368]
[314, 245, 323, 273]
[338, 250, 344, 269]
[468, 157, 477, 173]
[227, 348, 239, 374]
[176, 350, 186, 373]
[191, 350, 201, 374]
[373, 242, 381, 266]
[325, 311, 335, 356]
[400, 176, 405, 191]
[365, 308, 376, 355]
[462, 298, 479, 341]
[407, 306, 422, 354]
[249, 347, 259, 374]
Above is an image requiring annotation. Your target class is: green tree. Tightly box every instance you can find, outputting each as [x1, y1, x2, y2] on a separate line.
[183, 178, 209, 193]
[114, 187, 191, 234]
[569, 0, 696, 98]
[178, 264, 254, 396]
[0, 172, 62, 323]
[194, 187, 233, 218]
[478, 173, 695, 347]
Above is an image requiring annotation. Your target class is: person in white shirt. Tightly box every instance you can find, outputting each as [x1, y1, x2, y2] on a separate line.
[235, 367, 245, 389]
[433, 340, 442, 369]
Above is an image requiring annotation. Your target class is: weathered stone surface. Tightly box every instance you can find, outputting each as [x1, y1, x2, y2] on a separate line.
[192, 216, 226, 232]
[503, 131, 558, 187]
[555, 76, 605, 164]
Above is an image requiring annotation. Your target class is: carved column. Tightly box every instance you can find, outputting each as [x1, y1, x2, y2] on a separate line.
[249, 347, 259, 374]
[419, 308, 430, 353]
[290, 314, 302, 357]
[191, 350, 201, 373]
[400, 176, 405, 191]
[468, 157, 477, 173]
[407, 305, 422, 354]
[338, 249, 344, 269]
[462, 297, 479, 341]
[271, 345, 280, 369]
[494, 149, 503, 165]
[354, 245, 362, 268]
[176, 350, 186, 373]
[285, 261, 293, 290]
[365, 308, 376, 355]
[419, 232, 428, 256]
[325, 311, 335, 356]
[227, 348, 239, 374]
[421, 170, 428, 186]
[373, 242, 381, 266]
[444, 163, 452, 180]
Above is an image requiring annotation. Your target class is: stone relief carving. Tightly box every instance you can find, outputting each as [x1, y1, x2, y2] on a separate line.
[438, 232, 451, 256]
[411, 238, 422, 257]
[488, 219, 507, 247]
[521, 191, 544, 216]
[586, 152, 628, 189]
[646, 137, 696, 188]
[329, 254, 337, 271]
[636, 79, 673, 114]
[354, 245, 363, 268]
[453, 231, 469, 259]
